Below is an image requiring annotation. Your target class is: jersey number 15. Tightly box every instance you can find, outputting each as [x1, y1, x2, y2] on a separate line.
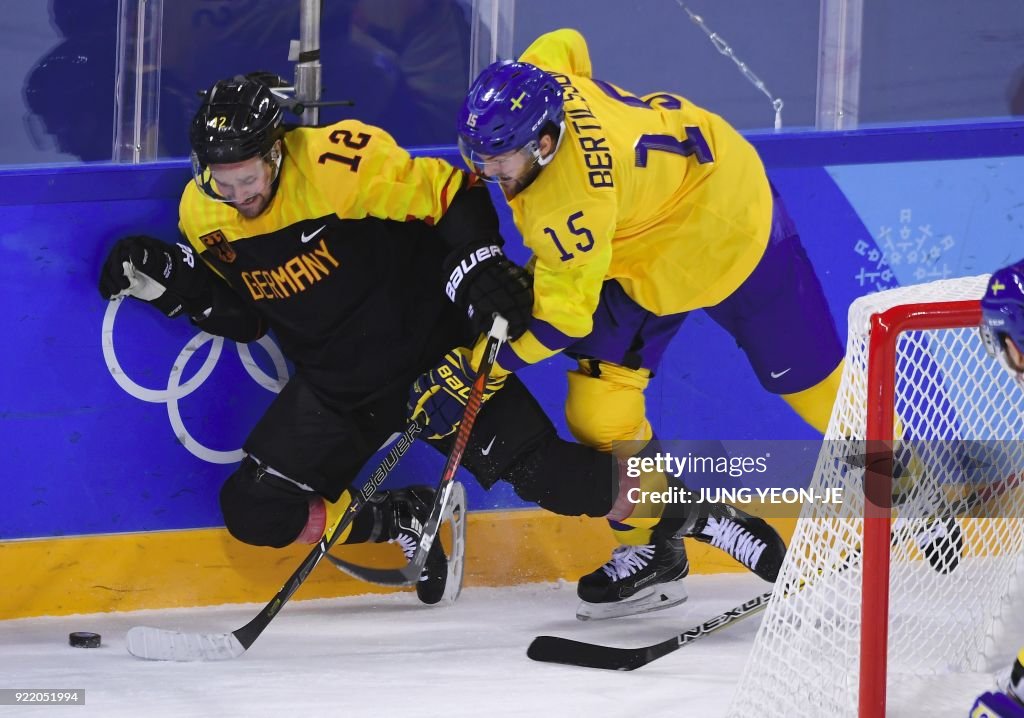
[544, 210, 594, 262]
[594, 77, 714, 168]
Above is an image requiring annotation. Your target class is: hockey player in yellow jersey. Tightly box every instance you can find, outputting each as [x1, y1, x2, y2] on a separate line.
[100, 73, 779, 618]
[410, 29, 838, 618]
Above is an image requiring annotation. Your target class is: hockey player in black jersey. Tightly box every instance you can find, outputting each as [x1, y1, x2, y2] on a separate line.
[99, 74, 519, 605]
[98, 74, 785, 618]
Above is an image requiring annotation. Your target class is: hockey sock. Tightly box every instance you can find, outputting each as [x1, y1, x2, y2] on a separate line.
[296, 491, 355, 544]
[605, 458, 669, 522]
[605, 447, 669, 545]
[605, 458, 640, 522]
[609, 522, 657, 545]
[780, 360, 843, 433]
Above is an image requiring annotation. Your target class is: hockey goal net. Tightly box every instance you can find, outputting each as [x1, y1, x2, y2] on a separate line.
[729, 275, 1024, 718]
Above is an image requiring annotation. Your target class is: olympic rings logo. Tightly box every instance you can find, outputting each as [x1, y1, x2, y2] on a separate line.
[101, 298, 288, 464]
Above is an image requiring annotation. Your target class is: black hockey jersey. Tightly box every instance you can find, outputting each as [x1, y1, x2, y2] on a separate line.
[177, 120, 496, 407]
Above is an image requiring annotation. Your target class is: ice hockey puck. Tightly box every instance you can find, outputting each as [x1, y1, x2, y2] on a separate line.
[69, 631, 101, 648]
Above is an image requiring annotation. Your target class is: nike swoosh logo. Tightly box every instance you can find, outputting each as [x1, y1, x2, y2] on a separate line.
[480, 436, 497, 456]
[301, 225, 326, 243]
[770, 368, 792, 379]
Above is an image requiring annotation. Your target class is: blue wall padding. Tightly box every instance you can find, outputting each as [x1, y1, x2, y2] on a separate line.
[2, 122, 1023, 539]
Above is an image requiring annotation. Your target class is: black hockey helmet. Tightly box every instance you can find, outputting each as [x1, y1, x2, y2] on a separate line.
[190, 74, 286, 200]
[190, 74, 285, 165]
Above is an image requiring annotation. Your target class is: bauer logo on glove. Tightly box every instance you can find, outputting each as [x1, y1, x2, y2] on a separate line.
[442, 240, 533, 340]
[445, 243, 503, 302]
[408, 347, 506, 438]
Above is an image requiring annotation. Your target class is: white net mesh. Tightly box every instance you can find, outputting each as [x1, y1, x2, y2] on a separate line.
[729, 276, 1024, 717]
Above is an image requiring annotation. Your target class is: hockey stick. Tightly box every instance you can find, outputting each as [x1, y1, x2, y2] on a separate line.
[125, 421, 422, 662]
[527, 472, 1021, 671]
[324, 315, 510, 586]
[528, 592, 771, 671]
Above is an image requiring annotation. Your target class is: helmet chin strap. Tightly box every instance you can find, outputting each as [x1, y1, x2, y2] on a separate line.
[263, 146, 284, 207]
[535, 121, 566, 167]
[264, 142, 284, 194]
[502, 121, 566, 198]
[268, 143, 283, 174]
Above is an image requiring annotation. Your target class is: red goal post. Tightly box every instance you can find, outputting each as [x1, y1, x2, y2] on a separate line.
[861, 299, 983, 717]
[730, 276, 1024, 718]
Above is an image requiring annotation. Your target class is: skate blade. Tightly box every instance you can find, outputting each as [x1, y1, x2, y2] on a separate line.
[439, 481, 467, 605]
[576, 581, 688, 621]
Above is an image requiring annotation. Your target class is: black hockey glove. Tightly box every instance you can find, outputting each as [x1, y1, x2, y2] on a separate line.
[443, 242, 533, 341]
[408, 347, 506, 439]
[98, 235, 213, 318]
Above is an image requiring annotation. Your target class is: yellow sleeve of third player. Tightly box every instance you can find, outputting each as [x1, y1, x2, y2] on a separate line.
[294, 120, 466, 224]
[520, 28, 593, 77]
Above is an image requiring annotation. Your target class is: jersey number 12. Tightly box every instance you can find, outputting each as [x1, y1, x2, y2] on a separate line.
[318, 129, 372, 172]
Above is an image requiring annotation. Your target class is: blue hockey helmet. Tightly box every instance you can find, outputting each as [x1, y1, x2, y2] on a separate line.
[457, 60, 564, 183]
[980, 261, 1024, 384]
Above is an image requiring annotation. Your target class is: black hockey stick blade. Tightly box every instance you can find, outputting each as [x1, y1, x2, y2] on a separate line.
[126, 423, 420, 661]
[326, 315, 510, 587]
[527, 635, 678, 671]
[528, 591, 772, 671]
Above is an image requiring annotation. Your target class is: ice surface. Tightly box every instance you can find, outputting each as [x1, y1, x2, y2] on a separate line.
[0, 572, 993, 717]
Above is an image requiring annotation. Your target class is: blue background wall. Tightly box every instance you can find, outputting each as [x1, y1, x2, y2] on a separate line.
[2, 123, 1023, 541]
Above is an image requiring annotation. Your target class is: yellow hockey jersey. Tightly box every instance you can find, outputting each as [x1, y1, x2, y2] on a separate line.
[177, 120, 484, 405]
[498, 28, 773, 369]
[179, 119, 466, 246]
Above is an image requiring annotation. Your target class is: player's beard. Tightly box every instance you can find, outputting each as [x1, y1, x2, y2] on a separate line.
[498, 161, 543, 200]
[233, 192, 268, 218]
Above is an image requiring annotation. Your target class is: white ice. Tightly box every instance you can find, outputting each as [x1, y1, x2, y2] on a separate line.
[0, 572, 995, 717]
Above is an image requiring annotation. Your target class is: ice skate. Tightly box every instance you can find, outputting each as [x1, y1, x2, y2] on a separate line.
[576, 530, 690, 621]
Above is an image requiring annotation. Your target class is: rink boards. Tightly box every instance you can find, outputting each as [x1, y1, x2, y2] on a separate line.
[1, 122, 1022, 618]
